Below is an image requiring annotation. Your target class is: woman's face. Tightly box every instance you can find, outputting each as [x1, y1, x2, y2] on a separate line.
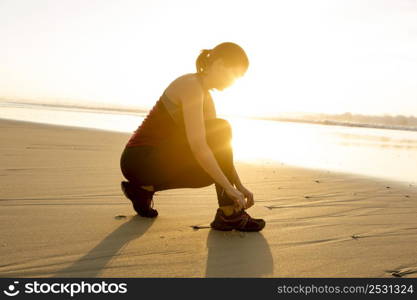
[208, 59, 244, 91]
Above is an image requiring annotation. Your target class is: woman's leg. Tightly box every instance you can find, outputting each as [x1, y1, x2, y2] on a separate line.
[205, 118, 236, 207]
[120, 118, 236, 206]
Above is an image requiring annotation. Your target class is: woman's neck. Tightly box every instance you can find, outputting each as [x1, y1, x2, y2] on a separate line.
[196, 72, 211, 91]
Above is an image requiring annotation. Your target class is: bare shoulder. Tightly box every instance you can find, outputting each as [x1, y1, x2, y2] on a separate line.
[165, 73, 203, 104]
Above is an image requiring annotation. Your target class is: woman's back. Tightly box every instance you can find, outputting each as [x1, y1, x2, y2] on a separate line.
[125, 73, 215, 148]
[164, 73, 216, 120]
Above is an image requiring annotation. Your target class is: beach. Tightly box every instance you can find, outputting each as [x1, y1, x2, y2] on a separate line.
[1, 118, 417, 278]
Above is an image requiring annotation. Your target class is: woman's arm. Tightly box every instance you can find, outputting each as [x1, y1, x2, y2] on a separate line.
[180, 78, 235, 193]
[204, 92, 217, 119]
[231, 164, 254, 209]
[231, 164, 243, 188]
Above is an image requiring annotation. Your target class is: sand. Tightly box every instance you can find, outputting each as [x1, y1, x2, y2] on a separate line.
[1, 118, 417, 278]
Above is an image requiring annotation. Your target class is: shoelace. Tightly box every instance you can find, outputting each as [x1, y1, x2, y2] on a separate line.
[237, 212, 250, 229]
[241, 210, 256, 221]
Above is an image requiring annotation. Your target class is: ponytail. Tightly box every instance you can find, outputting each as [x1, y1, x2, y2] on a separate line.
[196, 49, 211, 73]
[195, 42, 249, 76]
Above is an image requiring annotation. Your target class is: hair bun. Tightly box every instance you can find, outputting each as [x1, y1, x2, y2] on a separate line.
[196, 42, 249, 75]
[202, 49, 211, 57]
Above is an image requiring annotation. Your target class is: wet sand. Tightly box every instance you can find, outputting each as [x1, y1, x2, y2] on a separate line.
[1, 118, 417, 278]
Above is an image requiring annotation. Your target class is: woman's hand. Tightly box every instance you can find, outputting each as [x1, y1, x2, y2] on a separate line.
[236, 184, 254, 209]
[224, 187, 246, 211]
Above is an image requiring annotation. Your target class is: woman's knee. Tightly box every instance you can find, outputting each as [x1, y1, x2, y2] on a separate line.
[205, 118, 232, 141]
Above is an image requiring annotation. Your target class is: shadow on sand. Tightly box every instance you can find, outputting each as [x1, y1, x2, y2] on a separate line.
[205, 229, 274, 277]
[54, 216, 154, 277]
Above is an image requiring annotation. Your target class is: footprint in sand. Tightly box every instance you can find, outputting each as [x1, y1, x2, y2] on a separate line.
[191, 225, 211, 231]
[114, 215, 127, 220]
[389, 267, 417, 278]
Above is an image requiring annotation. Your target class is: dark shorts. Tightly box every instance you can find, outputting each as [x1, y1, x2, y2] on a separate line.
[120, 118, 233, 192]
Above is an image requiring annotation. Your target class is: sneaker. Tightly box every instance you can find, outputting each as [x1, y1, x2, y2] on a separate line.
[121, 181, 158, 218]
[210, 208, 265, 232]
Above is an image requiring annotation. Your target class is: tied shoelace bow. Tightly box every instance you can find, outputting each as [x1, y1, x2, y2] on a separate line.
[237, 211, 250, 229]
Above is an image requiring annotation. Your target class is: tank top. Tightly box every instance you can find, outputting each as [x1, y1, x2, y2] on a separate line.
[125, 75, 210, 148]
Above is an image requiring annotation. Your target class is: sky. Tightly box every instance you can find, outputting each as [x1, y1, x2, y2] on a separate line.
[1, 0, 416, 117]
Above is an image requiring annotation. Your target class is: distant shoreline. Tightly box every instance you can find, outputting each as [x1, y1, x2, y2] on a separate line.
[1, 99, 417, 132]
[0, 99, 148, 116]
[250, 116, 417, 132]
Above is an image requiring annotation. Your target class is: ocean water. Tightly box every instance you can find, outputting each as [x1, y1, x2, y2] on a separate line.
[1, 101, 416, 185]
